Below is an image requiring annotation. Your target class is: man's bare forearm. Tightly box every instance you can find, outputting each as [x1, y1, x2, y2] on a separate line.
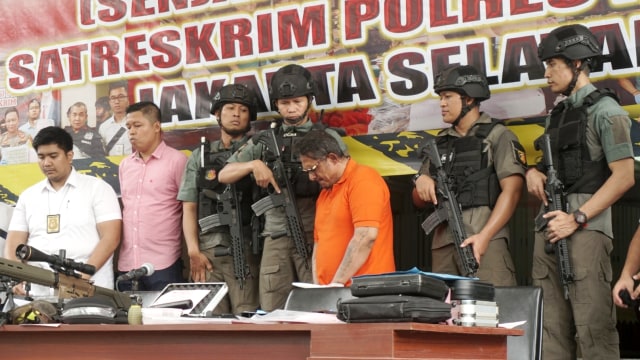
[88, 219, 121, 278]
[182, 202, 201, 255]
[331, 227, 377, 284]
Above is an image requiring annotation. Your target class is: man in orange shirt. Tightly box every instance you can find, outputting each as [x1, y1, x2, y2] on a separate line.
[295, 130, 395, 285]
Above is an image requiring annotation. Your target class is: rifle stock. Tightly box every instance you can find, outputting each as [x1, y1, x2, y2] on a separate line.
[0, 257, 131, 310]
[252, 129, 309, 266]
[536, 134, 574, 299]
[420, 138, 479, 277]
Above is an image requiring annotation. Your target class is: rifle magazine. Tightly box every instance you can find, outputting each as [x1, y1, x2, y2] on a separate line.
[534, 211, 548, 232]
[421, 207, 447, 235]
[251, 195, 280, 216]
[199, 214, 223, 233]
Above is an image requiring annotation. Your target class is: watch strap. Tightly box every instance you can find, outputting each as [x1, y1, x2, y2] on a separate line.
[573, 210, 588, 228]
[412, 173, 421, 185]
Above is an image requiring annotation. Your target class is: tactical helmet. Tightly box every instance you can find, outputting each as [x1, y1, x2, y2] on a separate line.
[538, 24, 601, 64]
[434, 65, 490, 101]
[269, 64, 317, 102]
[211, 84, 258, 121]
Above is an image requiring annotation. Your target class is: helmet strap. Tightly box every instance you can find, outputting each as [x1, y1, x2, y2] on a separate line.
[283, 108, 309, 126]
[562, 59, 584, 96]
[281, 96, 313, 126]
[453, 96, 473, 127]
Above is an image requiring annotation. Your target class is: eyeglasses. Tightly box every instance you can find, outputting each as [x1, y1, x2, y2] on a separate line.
[302, 159, 324, 175]
[109, 95, 128, 102]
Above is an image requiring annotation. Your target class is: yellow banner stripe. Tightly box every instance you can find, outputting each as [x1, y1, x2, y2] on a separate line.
[344, 136, 417, 177]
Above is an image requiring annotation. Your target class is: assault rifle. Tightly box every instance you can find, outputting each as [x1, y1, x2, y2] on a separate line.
[251, 129, 309, 267]
[0, 257, 131, 310]
[419, 138, 479, 277]
[535, 134, 574, 299]
[205, 184, 250, 289]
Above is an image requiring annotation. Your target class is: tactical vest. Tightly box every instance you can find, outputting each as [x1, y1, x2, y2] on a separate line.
[433, 120, 502, 209]
[270, 123, 325, 198]
[545, 89, 616, 194]
[197, 138, 253, 225]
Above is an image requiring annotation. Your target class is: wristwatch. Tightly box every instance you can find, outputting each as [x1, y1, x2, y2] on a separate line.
[412, 173, 422, 185]
[573, 210, 588, 228]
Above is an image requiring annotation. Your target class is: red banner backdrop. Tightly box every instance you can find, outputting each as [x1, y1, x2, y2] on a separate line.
[0, 0, 638, 204]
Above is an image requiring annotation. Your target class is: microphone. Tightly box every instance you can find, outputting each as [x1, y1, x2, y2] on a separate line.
[16, 244, 96, 276]
[117, 263, 155, 281]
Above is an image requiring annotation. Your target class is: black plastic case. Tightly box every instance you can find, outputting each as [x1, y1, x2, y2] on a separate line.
[350, 273, 449, 301]
[337, 295, 452, 323]
[60, 295, 118, 324]
[449, 279, 495, 301]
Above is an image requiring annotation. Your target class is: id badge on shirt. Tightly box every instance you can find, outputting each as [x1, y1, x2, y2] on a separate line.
[47, 214, 60, 234]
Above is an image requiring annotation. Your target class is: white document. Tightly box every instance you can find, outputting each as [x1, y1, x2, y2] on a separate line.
[252, 309, 345, 324]
[498, 320, 527, 329]
[141, 308, 236, 325]
[292, 282, 344, 289]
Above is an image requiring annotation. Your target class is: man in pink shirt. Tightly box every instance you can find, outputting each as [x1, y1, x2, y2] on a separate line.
[117, 102, 188, 291]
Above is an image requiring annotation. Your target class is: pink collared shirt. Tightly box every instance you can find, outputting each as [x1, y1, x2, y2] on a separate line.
[118, 141, 187, 272]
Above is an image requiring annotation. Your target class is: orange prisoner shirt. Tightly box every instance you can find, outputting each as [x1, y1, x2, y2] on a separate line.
[314, 159, 395, 285]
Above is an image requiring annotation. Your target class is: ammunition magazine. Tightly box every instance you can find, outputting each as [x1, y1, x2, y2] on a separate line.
[199, 214, 223, 234]
[534, 211, 548, 232]
[421, 207, 447, 235]
[251, 193, 285, 216]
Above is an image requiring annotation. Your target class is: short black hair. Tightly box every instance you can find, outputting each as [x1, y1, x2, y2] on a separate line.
[126, 101, 161, 123]
[108, 80, 128, 93]
[294, 130, 345, 159]
[33, 126, 73, 153]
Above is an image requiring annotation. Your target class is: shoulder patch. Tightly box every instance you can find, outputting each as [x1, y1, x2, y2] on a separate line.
[205, 168, 217, 181]
[511, 140, 527, 168]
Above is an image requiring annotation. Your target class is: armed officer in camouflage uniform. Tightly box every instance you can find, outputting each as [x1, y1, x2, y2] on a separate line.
[412, 65, 526, 286]
[178, 84, 260, 315]
[218, 64, 347, 311]
[527, 24, 634, 359]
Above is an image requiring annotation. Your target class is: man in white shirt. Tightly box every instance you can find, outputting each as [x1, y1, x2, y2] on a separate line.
[99, 81, 132, 156]
[4, 126, 121, 298]
[19, 98, 54, 139]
